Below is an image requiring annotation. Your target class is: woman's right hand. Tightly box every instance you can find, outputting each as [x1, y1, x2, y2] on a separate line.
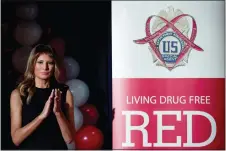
[39, 89, 54, 119]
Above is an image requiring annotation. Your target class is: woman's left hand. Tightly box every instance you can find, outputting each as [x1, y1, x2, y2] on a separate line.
[53, 89, 63, 115]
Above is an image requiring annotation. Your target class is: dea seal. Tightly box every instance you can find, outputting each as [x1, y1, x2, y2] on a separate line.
[134, 6, 203, 70]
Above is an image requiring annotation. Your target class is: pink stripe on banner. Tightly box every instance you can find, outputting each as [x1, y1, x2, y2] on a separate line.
[112, 78, 225, 150]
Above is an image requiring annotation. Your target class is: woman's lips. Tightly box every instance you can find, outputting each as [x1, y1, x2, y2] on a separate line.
[40, 72, 50, 75]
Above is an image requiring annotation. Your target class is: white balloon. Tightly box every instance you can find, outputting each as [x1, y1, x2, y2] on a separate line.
[12, 46, 32, 73]
[74, 106, 83, 131]
[14, 21, 42, 46]
[66, 79, 89, 107]
[64, 57, 80, 80]
[66, 141, 76, 150]
[16, 3, 38, 20]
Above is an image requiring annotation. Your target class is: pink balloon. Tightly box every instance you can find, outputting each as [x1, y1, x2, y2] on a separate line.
[14, 21, 42, 46]
[49, 37, 65, 59]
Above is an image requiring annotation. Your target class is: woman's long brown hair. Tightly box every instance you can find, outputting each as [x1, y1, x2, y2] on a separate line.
[17, 44, 62, 104]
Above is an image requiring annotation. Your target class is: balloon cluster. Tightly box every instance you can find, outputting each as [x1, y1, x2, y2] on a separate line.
[8, 3, 104, 150]
[11, 3, 41, 73]
[55, 45, 103, 150]
[63, 54, 103, 150]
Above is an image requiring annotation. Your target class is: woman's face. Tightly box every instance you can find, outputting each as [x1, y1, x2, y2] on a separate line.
[34, 53, 55, 80]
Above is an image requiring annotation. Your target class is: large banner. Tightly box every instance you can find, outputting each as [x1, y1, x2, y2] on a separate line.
[112, 1, 225, 150]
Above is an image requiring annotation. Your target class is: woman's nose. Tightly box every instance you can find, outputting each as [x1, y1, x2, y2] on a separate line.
[43, 63, 49, 70]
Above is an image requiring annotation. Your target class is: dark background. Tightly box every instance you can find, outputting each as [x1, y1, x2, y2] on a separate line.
[1, 1, 112, 149]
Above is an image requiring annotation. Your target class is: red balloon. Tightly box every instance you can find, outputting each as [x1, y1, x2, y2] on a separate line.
[49, 37, 65, 59]
[80, 104, 99, 125]
[75, 125, 104, 150]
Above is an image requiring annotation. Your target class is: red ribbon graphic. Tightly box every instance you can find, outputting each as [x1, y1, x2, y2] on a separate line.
[134, 14, 204, 69]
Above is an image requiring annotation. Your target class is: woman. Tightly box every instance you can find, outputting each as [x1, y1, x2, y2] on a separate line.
[10, 44, 76, 149]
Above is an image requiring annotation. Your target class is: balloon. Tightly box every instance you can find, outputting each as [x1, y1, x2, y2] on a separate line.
[14, 21, 42, 46]
[64, 57, 80, 80]
[66, 141, 76, 150]
[49, 37, 65, 59]
[74, 106, 84, 131]
[75, 125, 104, 150]
[16, 3, 38, 20]
[66, 79, 89, 107]
[80, 104, 99, 125]
[12, 46, 32, 73]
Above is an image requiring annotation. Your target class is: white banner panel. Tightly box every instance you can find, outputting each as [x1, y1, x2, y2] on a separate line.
[112, 1, 225, 150]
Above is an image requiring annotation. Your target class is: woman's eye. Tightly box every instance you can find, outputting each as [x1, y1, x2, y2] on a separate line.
[48, 62, 54, 65]
[37, 61, 43, 64]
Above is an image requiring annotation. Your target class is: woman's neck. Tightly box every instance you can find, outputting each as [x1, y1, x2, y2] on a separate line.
[35, 78, 50, 88]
